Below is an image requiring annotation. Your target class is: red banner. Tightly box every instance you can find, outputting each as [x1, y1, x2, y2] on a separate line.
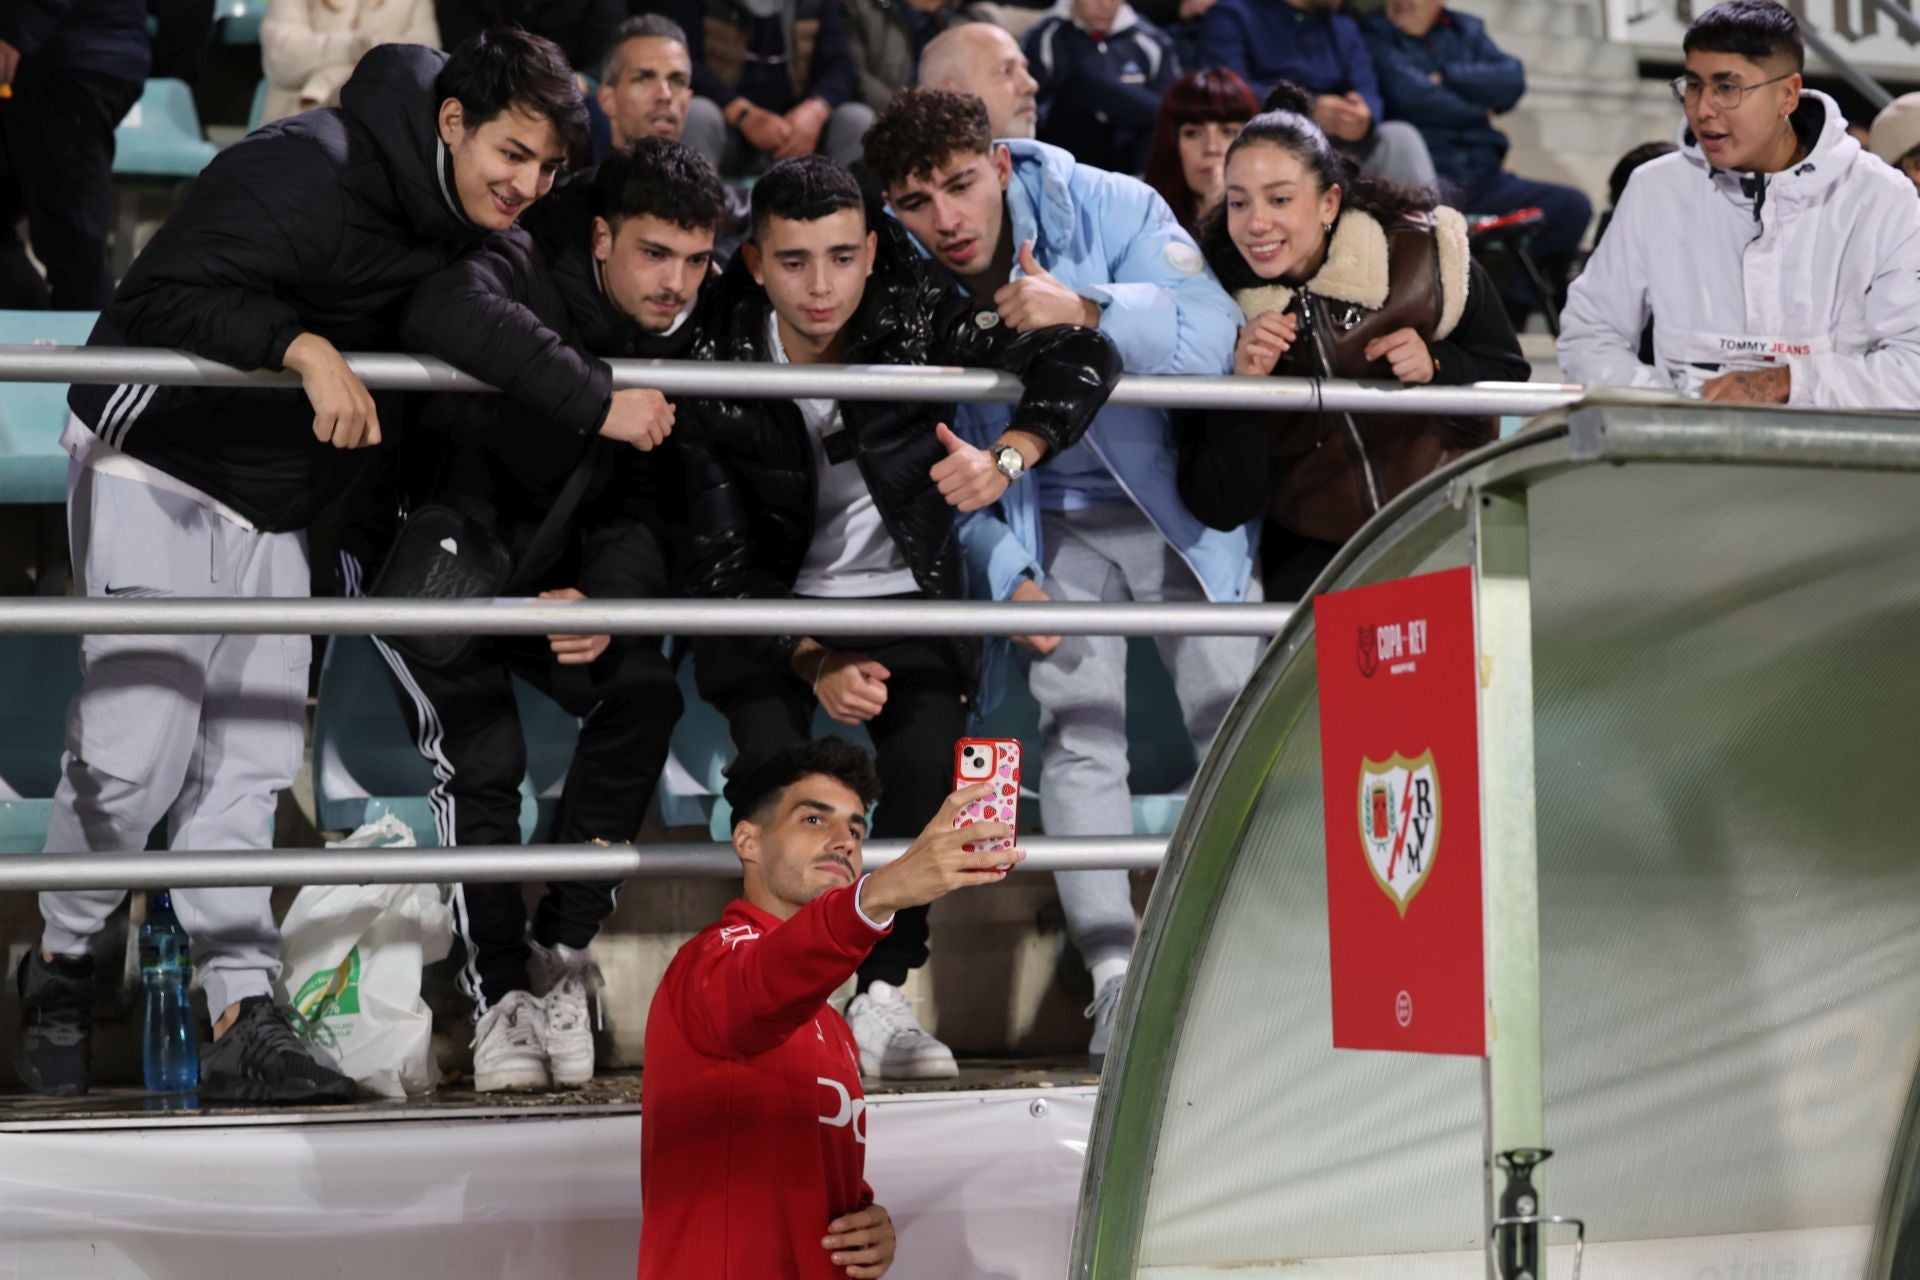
[1314, 567, 1485, 1056]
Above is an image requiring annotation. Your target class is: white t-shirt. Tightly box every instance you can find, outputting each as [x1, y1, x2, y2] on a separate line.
[768, 314, 918, 599]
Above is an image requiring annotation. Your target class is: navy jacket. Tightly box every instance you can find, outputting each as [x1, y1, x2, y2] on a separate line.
[1024, 1, 1179, 174]
[0, 0, 149, 82]
[1361, 9, 1522, 197]
[1194, 0, 1379, 119]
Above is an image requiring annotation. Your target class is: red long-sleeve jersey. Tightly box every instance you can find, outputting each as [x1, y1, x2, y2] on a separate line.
[638, 881, 891, 1279]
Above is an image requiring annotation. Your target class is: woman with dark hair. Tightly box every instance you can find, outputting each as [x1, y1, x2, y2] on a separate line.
[1143, 67, 1259, 234]
[1177, 82, 1528, 600]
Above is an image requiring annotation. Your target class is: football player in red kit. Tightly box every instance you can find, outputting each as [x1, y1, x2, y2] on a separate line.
[639, 738, 1023, 1278]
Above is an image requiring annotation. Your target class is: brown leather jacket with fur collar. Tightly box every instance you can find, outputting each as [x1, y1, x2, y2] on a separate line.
[1181, 207, 1529, 545]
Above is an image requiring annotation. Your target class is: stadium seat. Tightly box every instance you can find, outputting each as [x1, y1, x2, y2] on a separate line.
[311, 636, 580, 841]
[0, 310, 97, 506]
[0, 635, 82, 853]
[113, 79, 219, 180]
[215, 0, 268, 45]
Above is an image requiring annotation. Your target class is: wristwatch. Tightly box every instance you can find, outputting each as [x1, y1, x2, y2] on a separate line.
[992, 444, 1027, 483]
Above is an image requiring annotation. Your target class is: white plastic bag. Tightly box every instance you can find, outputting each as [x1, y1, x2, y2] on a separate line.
[274, 814, 453, 1099]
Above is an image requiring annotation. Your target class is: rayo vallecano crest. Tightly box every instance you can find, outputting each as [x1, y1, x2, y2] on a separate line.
[1357, 751, 1441, 916]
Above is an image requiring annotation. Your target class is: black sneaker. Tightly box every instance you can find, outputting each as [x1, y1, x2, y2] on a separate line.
[200, 996, 357, 1105]
[14, 948, 95, 1097]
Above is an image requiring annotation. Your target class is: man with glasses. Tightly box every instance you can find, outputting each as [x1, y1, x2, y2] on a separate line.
[1558, 0, 1920, 409]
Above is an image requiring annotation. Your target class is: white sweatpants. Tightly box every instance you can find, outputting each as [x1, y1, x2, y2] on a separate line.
[39, 458, 309, 1014]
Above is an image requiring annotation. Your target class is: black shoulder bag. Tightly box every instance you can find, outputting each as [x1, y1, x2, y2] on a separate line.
[367, 443, 601, 670]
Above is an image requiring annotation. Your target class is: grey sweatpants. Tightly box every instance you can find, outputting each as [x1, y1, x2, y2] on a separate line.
[39, 457, 307, 1014]
[680, 96, 877, 173]
[1028, 504, 1260, 971]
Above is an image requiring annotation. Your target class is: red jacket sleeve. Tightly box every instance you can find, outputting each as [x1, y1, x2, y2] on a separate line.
[674, 884, 890, 1060]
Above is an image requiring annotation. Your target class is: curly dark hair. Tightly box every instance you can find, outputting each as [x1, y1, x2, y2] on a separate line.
[863, 87, 993, 194]
[597, 136, 726, 232]
[726, 739, 883, 827]
[435, 26, 589, 161]
[1199, 80, 1433, 286]
[749, 154, 867, 241]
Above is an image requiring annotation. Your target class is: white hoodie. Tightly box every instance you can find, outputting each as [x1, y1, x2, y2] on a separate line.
[1558, 90, 1920, 410]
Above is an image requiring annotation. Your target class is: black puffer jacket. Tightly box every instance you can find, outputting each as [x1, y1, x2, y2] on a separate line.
[385, 170, 707, 598]
[678, 214, 1121, 694]
[67, 45, 491, 532]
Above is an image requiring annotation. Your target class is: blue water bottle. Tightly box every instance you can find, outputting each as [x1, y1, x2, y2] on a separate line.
[140, 891, 200, 1095]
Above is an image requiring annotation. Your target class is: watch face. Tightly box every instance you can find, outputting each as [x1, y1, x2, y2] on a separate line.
[996, 447, 1025, 479]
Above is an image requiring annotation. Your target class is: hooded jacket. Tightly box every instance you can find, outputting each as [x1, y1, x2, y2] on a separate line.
[383, 170, 704, 601]
[1558, 90, 1920, 410]
[1023, 0, 1179, 174]
[914, 139, 1250, 709]
[67, 45, 495, 533]
[1360, 8, 1522, 200]
[677, 207, 1121, 701]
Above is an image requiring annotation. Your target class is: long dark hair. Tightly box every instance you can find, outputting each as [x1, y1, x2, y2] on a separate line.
[1199, 82, 1433, 291]
[1143, 69, 1260, 235]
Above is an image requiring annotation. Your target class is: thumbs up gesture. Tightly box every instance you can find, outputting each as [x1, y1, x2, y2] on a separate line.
[929, 422, 1014, 513]
[992, 240, 1102, 334]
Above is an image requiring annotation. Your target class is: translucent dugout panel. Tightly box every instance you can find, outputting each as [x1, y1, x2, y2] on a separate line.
[1075, 404, 1920, 1279]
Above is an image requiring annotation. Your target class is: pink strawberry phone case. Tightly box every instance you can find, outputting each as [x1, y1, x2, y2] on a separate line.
[953, 737, 1021, 858]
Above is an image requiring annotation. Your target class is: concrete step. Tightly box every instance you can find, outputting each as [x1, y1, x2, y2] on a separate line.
[1495, 28, 1640, 79]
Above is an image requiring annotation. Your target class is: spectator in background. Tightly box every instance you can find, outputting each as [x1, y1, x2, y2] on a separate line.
[1869, 92, 1920, 198]
[842, 0, 998, 113]
[918, 22, 1038, 138]
[866, 89, 1253, 1069]
[594, 15, 751, 253]
[1594, 139, 1673, 245]
[0, 0, 148, 309]
[1559, 0, 1920, 408]
[1362, 0, 1589, 318]
[644, 0, 874, 172]
[1194, 0, 1435, 190]
[1023, 0, 1179, 175]
[437, 0, 622, 72]
[1143, 66, 1256, 233]
[261, 0, 442, 124]
[597, 13, 701, 148]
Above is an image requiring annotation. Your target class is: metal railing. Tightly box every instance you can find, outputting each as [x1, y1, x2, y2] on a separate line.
[0, 346, 1553, 891]
[0, 346, 1584, 418]
[0, 839, 1170, 892]
[0, 597, 1296, 636]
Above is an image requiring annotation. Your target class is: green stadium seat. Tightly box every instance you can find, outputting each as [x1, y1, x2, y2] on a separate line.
[0, 635, 83, 853]
[0, 310, 97, 505]
[113, 78, 218, 179]
[311, 636, 580, 841]
[216, 0, 268, 45]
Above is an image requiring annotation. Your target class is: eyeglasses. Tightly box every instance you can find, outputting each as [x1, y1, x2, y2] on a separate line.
[1669, 71, 1795, 110]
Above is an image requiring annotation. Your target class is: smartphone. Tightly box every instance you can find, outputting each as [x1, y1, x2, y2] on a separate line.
[953, 737, 1021, 865]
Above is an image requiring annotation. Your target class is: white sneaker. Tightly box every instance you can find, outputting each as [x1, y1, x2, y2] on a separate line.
[1086, 974, 1127, 1072]
[471, 989, 550, 1092]
[846, 981, 959, 1080]
[528, 939, 603, 1088]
